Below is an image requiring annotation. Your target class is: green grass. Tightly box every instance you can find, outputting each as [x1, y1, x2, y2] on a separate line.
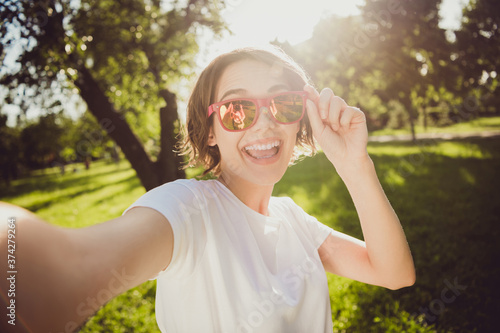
[370, 116, 500, 137]
[1, 160, 145, 228]
[2, 137, 499, 332]
[275, 137, 500, 332]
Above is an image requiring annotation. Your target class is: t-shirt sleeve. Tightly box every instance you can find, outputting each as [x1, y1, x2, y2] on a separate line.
[123, 179, 206, 280]
[284, 197, 334, 249]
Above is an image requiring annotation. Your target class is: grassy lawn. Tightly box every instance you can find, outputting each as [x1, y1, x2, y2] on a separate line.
[370, 115, 500, 137]
[1, 136, 498, 332]
[276, 137, 499, 332]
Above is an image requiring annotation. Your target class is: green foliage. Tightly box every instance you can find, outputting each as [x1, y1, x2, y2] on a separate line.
[59, 112, 116, 162]
[0, 0, 226, 146]
[457, 0, 499, 79]
[0, 108, 116, 177]
[281, 0, 498, 135]
[19, 113, 65, 168]
[455, 0, 500, 113]
[2, 134, 499, 332]
[1, 0, 229, 189]
[0, 0, 227, 104]
[0, 114, 21, 185]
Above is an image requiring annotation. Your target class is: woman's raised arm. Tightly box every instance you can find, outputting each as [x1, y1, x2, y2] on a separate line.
[305, 85, 415, 290]
[0, 202, 173, 333]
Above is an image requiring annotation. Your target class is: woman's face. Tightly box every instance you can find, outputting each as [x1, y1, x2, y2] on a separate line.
[209, 59, 300, 186]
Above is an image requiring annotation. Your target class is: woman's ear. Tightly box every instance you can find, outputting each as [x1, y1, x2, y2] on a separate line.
[208, 126, 217, 146]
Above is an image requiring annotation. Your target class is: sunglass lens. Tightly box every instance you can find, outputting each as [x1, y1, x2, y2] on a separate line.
[220, 100, 256, 130]
[272, 94, 304, 123]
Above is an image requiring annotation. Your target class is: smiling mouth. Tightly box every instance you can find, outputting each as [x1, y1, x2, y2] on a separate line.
[243, 140, 281, 159]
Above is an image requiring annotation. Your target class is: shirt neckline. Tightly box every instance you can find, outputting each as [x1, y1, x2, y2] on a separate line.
[211, 179, 281, 225]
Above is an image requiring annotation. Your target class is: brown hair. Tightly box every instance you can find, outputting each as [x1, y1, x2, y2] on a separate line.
[178, 46, 316, 176]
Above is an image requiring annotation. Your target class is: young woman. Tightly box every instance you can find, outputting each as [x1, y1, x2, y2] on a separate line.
[0, 47, 415, 333]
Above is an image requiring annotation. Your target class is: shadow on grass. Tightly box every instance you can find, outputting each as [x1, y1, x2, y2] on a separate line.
[24, 173, 139, 213]
[0, 162, 131, 200]
[274, 137, 500, 332]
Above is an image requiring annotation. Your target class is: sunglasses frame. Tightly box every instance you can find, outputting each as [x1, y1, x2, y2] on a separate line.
[208, 91, 308, 132]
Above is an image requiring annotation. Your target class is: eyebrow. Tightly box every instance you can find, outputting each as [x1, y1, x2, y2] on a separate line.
[220, 88, 246, 102]
[219, 84, 291, 101]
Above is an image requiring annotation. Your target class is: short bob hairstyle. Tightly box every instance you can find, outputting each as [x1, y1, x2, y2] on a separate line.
[179, 46, 316, 176]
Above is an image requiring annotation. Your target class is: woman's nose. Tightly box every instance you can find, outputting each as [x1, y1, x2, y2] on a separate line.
[252, 106, 276, 129]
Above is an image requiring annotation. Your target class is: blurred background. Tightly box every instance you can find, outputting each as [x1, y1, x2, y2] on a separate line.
[1, 0, 499, 332]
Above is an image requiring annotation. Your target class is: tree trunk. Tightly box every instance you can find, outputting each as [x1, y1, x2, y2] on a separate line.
[156, 90, 186, 183]
[409, 113, 416, 142]
[74, 65, 179, 191]
[404, 97, 417, 142]
[422, 106, 428, 132]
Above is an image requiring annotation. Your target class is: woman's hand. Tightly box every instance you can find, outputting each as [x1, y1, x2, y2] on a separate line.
[304, 86, 416, 289]
[304, 85, 369, 172]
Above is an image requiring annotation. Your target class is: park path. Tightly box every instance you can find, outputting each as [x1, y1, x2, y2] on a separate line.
[368, 130, 500, 142]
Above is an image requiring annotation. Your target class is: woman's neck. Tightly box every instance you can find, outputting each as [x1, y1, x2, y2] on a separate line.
[218, 172, 274, 216]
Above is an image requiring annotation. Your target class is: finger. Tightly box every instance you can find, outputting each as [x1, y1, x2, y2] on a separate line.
[328, 96, 345, 131]
[306, 99, 325, 136]
[304, 84, 320, 103]
[329, 96, 347, 131]
[318, 88, 334, 120]
[352, 107, 367, 125]
[304, 84, 321, 126]
[340, 107, 356, 129]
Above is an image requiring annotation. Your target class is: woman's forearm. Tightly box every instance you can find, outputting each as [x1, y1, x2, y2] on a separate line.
[336, 157, 416, 289]
[0, 202, 173, 332]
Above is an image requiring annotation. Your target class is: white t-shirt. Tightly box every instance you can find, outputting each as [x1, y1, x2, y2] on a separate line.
[124, 179, 334, 333]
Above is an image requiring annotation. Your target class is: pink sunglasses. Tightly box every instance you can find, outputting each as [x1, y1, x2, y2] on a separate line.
[208, 91, 308, 132]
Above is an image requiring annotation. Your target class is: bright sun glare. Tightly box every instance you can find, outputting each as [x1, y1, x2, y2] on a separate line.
[226, 0, 362, 45]
[198, 0, 464, 68]
[197, 0, 364, 66]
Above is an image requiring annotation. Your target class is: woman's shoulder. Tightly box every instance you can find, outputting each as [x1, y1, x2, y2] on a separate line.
[270, 195, 297, 208]
[127, 179, 207, 207]
[154, 178, 198, 190]
[269, 195, 303, 218]
[269, 196, 320, 224]
[148, 178, 216, 195]
[125, 179, 220, 221]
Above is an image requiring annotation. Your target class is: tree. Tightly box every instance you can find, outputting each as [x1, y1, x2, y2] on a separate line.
[19, 112, 65, 169]
[287, 0, 454, 139]
[276, 16, 395, 131]
[58, 112, 116, 164]
[0, 114, 21, 186]
[455, 0, 500, 115]
[0, 0, 228, 190]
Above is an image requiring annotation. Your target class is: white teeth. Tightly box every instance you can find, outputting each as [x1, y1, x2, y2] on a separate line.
[244, 141, 280, 151]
